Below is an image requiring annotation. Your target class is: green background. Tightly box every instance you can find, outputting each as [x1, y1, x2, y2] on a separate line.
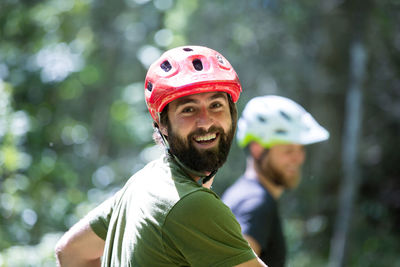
[0, 0, 399, 266]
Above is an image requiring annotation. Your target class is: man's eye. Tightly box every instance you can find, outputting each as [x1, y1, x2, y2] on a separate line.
[181, 107, 194, 113]
[211, 102, 223, 109]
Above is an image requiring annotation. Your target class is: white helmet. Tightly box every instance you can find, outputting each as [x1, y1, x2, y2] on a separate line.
[237, 95, 329, 148]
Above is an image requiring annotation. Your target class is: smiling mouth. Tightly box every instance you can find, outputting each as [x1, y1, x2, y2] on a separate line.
[193, 133, 218, 144]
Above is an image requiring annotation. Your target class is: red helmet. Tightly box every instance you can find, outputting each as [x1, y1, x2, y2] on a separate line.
[144, 46, 242, 121]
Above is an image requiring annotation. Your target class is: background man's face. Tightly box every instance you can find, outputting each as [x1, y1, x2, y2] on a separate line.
[260, 144, 306, 188]
[162, 92, 235, 173]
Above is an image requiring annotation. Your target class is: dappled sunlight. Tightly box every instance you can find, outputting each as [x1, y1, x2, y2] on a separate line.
[10, 111, 30, 136]
[92, 165, 115, 188]
[61, 124, 89, 145]
[154, 28, 174, 47]
[34, 43, 84, 83]
[0, 0, 399, 266]
[137, 45, 162, 68]
[154, 0, 174, 11]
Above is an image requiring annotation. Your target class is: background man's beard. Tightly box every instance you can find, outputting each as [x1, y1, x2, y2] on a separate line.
[168, 125, 235, 172]
[256, 156, 300, 189]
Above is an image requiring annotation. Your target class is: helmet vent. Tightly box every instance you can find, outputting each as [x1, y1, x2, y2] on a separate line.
[183, 47, 193, 52]
[275, 129, 287, 135]
[216, 54, 224, 64]
[279, 110, 292, 121]
[192, 59, 203, 71]
[257, 115, 267, 123]
[160, 60, 172, 72]
[146, 81, 153, 92]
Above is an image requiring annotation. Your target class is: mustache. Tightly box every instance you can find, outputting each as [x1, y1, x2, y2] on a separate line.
[188, 126, 224, 139]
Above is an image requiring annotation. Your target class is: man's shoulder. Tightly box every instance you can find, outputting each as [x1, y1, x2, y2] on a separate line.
[170, 189, 225, 214]
[179, 188, 219, 204]
[127, 155, 171, 183]
[165, 189, 237, 229]
[125, 156, 210, 207]
[222, 176, 276, 213]
[223, 176, 264, 199]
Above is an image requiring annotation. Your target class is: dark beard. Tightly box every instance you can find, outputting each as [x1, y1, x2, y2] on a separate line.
[256, 153, 301, 189]
[256, 151, 286, 187]
[168, 125, 235, 173]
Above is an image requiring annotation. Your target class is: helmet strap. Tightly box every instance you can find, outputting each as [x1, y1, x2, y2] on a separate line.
[154, 122, 171, 152]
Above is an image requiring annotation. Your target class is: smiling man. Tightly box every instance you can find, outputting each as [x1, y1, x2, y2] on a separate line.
[55, 46, 268, 267]
[162, 92, 235, 176]
[222, 95, 330, 267]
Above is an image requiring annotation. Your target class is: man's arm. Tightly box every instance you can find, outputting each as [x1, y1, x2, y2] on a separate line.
[55, 217, 105, 267]
[235, 257, 268, 267]
[234, 235, 266, 266]
[244, 234, 262, 256]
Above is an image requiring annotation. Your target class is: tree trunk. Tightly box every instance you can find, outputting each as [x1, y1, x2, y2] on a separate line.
[328, 1, 370, 264]
[328, 40, 366, 267]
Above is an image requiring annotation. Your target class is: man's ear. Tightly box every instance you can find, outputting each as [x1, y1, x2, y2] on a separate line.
[159, 123, 168, 137]
[249, 142, 264, 161]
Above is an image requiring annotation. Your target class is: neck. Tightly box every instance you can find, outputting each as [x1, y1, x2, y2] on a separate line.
[245, 157, 284, 199]
[197, 176, 214, 189]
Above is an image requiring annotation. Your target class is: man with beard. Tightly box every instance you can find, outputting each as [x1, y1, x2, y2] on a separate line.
[55, 46, 268, 267]
[222, 95, 329, 267]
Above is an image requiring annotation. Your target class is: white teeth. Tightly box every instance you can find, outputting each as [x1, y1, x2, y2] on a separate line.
[195, 133, 216, 142]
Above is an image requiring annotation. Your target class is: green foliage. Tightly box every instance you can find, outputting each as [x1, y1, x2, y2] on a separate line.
[0, 233, 61, 267]
[1, 0, 399, 266]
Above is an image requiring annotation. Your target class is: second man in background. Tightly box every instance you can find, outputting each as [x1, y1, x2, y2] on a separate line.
[222, 95, 329, 267]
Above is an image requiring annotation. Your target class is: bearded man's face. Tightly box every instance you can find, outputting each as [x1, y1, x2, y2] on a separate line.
[161, 92, 236, 173]
[257, 144, 306, 189]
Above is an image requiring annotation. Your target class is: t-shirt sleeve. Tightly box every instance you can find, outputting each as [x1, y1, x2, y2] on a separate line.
[163, 190, 257, 267]
[86, 195, 115, 240]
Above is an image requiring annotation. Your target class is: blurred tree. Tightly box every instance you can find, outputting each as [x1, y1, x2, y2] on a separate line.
[0, 0, 399, 266]
[328, 1, 369, 266]
[0, 0, 163, 259]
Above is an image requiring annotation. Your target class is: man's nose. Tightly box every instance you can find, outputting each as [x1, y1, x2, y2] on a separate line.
[292, 149, 306, 164]
[196, 107, 213, 130]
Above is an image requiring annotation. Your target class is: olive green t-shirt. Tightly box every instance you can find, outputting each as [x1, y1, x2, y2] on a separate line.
[87, 155, 256, 266]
